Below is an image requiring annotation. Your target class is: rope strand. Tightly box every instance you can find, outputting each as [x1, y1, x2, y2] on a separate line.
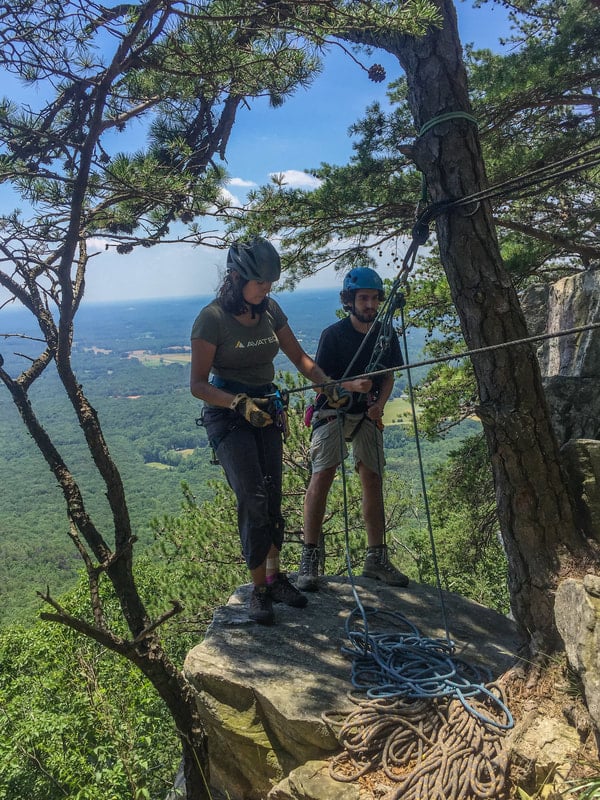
[289, 320, 600, 398]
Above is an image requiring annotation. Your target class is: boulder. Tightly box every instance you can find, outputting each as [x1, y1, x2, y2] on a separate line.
[505, 709, 582, 798]
[183, 576, 521, 800]
[268, 761, 359, 800]
[554, 575, 600, 731]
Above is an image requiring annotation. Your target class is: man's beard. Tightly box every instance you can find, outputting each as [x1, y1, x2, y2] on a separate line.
[353, 308, 376, 324]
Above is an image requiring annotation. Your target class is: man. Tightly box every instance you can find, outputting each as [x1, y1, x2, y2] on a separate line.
[298, 266, 409, 591]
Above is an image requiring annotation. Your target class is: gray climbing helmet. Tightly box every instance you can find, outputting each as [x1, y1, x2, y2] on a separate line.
[226, 237, 281, 282]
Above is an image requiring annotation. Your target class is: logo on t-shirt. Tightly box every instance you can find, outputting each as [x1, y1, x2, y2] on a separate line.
[234, 335, 277, 349]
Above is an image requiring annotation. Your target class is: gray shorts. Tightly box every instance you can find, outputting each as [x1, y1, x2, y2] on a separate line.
[309, 412, 385, 476]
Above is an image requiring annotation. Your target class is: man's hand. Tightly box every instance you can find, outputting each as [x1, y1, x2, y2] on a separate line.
[367, 401, 385, 430]
[322, 379, 351, 409]
[230, 394, 273, 427]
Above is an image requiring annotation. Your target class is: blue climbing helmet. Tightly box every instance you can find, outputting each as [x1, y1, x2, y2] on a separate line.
[342, 266, 384, 293]
[226, 237, 281, 282]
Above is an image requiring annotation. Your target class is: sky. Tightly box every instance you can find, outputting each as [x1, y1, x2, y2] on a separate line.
[0, 1, 514, 305]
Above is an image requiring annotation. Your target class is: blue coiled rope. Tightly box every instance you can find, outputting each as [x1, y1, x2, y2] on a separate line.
[342, 606, 513, 730]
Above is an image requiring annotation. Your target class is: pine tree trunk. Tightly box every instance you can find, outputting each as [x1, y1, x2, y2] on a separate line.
[343, 0, 594, 653]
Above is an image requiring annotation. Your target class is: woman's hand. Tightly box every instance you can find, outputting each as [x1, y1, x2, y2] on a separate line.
[230, 394, 273, 427]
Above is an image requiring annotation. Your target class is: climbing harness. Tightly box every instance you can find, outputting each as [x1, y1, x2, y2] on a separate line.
[197, 380, 289, 465]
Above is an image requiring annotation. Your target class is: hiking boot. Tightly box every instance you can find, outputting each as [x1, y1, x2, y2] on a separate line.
[269, 573, 308, 608]
[297, 544, 320, 592]
[362, 545, 409, 587]
[248, 584, 274, 625]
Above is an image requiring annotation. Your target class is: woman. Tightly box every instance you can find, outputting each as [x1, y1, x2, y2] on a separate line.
[190, 237, 346, 625]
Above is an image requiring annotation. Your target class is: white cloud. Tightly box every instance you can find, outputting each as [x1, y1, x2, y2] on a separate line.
[205, 187, 245, 215]
[86, 236, 116, 254]
[269, 170, 322, 189]
[228, 177, 256, 187]
[216, 187, 242, 207]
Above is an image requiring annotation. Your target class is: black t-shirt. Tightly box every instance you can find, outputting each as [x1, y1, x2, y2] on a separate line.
[314, 316, 403, 413]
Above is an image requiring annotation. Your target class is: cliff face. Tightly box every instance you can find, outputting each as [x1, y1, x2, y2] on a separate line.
[520, 273, 600, 540]
[521, 271, 600, 443]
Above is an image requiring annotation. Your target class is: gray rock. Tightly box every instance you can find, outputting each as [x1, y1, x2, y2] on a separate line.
[184, 576, 521, 800]
[546, 378, 600, 442]
[521, 272, 600, 445]
[560, 439, 600, 539]
[505, 710, 582, 796]
[522, 271, 600, 379]
[268, 761, 359, 800]
[555, 577, 600, 730]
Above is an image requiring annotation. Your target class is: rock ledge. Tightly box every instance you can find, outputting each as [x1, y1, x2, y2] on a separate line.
[184, 576, 521, 800]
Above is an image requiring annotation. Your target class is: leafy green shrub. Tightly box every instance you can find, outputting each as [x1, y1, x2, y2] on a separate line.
[0, 575, 182, 800]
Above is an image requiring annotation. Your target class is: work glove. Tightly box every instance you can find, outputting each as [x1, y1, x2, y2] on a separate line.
[230, 393, 273, 427]
[322, 379, 351, 409]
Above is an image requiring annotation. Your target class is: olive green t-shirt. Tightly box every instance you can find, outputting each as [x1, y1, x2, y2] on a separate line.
[190, 297, 288, 385]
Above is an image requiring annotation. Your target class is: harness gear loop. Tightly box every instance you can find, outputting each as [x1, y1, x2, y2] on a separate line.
[267, 387, 289, 439]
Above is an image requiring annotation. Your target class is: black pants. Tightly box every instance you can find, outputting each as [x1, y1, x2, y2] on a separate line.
[203, 407, 285, 570]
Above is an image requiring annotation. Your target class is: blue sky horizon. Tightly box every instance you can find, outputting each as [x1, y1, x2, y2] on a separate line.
[0, 1, 514, 305]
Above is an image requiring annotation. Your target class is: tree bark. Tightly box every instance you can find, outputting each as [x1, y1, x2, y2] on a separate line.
[342, 0, 596, 653]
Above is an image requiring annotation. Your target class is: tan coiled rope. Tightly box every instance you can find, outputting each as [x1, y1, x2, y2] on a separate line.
[326, 685, 510, 799]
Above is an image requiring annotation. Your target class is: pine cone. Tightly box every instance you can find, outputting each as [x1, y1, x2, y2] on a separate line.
[368, 64, 386, 83]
